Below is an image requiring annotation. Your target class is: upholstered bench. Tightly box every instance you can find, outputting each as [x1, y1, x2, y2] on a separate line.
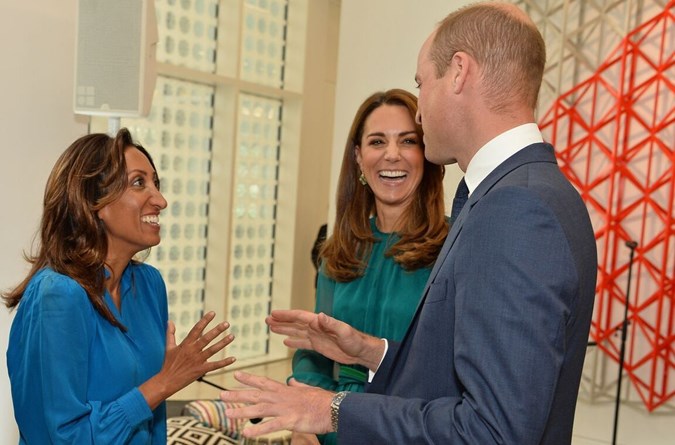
[180, 399, 246, 440]
[168, 399, 291, 445]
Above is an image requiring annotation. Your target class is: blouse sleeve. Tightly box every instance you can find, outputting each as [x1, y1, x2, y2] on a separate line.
[149, 265, 169, 445]
[11, 273, 153, 444]
[290, 266, 337, 390]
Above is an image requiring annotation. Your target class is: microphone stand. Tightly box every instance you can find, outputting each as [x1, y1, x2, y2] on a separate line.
[198, 377, 263, 424]
[611, 240, 637, 445]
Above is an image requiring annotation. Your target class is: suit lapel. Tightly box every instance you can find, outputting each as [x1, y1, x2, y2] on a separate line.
[413, 144, 558, 320]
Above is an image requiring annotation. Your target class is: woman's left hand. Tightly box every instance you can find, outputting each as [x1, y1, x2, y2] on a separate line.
[140, 312, 235, 408]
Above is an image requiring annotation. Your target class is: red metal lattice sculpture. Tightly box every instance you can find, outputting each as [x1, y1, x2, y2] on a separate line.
[539, 1, 675, 411]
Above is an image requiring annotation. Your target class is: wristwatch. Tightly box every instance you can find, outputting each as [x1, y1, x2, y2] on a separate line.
[330, 391, 349, 432]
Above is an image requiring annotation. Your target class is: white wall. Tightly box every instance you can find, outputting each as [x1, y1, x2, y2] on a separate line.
[0, 1, 87, 442]
[328, 0, 471, 226]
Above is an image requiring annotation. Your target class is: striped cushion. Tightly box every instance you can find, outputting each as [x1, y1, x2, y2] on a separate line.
[181, 399, 246, 440]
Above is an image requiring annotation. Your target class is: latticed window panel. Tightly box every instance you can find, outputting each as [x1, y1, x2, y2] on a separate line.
[226, 93, 282, 359]
[241, 0, 289, 87]
[155, 0, 219, 72]
[102, 0, 299, 364]
[513, 0, 662, 116]
[123, 76, 215, 342]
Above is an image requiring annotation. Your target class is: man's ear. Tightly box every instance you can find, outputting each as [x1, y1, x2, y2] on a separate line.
[450, 51, 470, 94]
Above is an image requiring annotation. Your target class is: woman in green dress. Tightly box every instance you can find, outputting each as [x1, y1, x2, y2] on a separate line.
[291, 89, 448, 445]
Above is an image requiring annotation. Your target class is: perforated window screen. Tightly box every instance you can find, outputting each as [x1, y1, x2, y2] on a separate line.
[227, 94, 282, 359]
[240, 0, 289, 87]
[155, 0, 219, 72]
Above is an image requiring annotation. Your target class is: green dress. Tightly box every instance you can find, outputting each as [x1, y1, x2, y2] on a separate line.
[292, 218, 435, 444]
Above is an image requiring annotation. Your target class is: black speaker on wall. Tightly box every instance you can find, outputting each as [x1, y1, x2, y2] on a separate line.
[74, 0, 158, 117]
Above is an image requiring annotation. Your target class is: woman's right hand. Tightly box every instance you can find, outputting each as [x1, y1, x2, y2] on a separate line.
[140, 311, 235, 409]
[267, 310, 385, 371]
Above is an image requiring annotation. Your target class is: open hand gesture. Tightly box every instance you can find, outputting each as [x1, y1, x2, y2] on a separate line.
[266, 310, 384, 371]
[140, 311, 235, 408]
[220, 371, 334, 438]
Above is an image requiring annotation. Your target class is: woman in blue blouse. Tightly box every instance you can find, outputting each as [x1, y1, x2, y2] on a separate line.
[3, 129, 235, 444]
[291, 89, 449, 444]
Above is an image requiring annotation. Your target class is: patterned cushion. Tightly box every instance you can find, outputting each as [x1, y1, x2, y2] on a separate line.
[167, 416, 238, 444]
[181, 399, 246, 440]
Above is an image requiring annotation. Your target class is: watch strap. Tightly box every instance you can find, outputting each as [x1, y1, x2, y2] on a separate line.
[330, 391, 348, 432]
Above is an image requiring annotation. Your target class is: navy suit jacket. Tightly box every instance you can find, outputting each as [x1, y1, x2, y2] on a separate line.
[338, 143, 597, 444]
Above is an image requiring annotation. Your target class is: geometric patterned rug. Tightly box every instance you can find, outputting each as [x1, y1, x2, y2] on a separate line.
[167, 417, 238, 445]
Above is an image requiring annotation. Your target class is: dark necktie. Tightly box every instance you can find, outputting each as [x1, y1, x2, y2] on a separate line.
[450, 178, 469, 223]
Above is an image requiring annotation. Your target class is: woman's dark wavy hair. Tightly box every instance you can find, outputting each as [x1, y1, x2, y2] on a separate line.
[2, 128, 157, 331]
[321, 89, 448, 282]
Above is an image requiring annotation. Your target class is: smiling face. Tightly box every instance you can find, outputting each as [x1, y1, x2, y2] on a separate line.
[355, 104, 425, 218]
[98, 146, 167, 261]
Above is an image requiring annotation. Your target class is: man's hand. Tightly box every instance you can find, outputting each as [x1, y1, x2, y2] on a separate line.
[220, 372, 334, 437]
[266, 310, 385, 371]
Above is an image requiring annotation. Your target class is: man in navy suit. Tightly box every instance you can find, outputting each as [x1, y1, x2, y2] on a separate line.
[221, 3, 597, 444]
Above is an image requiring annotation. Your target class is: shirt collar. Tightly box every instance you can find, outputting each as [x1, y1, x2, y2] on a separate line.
[464, 123, 543, 194]
[103, 263, 135, 297]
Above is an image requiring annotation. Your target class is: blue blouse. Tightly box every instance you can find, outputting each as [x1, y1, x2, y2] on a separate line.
[7, 263, 168, 444]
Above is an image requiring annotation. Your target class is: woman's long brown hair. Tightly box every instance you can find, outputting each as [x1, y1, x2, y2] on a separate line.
[321, 89, 448, 282]
[2, 128, 157, 330]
